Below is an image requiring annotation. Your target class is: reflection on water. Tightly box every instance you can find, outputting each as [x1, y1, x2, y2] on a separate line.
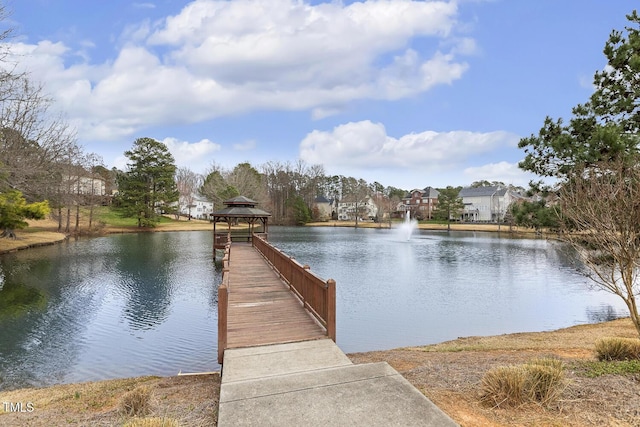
[0, 281, 46, 319]
[268, 227, 629, 353]
[0, 232, 220, 391]
[0, 227, 631, 391]
[586, 305, 623, 323]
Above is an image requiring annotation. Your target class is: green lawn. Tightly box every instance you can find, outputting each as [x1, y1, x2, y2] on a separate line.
[95, 206, 174, 228]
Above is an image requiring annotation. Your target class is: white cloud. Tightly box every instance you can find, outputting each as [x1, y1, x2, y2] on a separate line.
[298, 120, 525, 188]
[299, 120, 519, 169]
[133, 2, 156, 9]
[463, 161, 537, 187]
[7, 0, 472, 141]
[232, 140, 256, 152]
[110, 138, 221, 173]
[163, 137, 221, 167]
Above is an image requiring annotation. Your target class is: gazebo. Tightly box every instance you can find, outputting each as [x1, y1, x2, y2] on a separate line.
[210, 196, 271, 257]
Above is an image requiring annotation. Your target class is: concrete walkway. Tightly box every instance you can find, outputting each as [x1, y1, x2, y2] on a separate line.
[218, 339, 458, 426]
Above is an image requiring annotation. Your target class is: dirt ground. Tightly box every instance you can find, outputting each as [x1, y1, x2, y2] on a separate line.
[1, 318, 639, 426]
[349, 317, 640, 427]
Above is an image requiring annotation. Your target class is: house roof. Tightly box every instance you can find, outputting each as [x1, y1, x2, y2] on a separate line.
[404, 186, 440, 199]
[314, 195, 331, 203]
[459, 186, 507, 197]
[422, 186, 440, 198]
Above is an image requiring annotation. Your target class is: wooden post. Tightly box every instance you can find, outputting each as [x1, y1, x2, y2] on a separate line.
[302, 265, 310, 308]
[217, 282, 228, 364]
[326, 279, 336, 342]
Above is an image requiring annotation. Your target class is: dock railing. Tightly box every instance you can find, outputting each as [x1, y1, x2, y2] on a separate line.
[217, 235, 231, 363]
[252, 233, 336, 342]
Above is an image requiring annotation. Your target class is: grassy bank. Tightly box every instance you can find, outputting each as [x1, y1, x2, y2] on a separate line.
[1, 209, 548, 255]
[306, 219, 546, 235]
[1, 318, 638, 426]
[0, 207, 216, 254]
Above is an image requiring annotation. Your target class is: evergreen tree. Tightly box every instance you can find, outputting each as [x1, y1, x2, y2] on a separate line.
[116, 137, 178, 227]
[518, 10, 640, 336]
[0, 189, 50, 238]
[433, 186, 464, 231]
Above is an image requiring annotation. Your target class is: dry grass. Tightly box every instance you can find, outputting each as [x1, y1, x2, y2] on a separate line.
[595, 337, 640, 361]
[479, 358, 565, 408]
[0, 374, 219, 427]
[0, 216, 218, 254]
[123, 416, 180, 427]
[119, 386, 152, 417]
[2, 320, 639, 426]
[349, 318, 640, 427]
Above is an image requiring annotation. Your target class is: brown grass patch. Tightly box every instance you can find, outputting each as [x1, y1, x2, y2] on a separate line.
[479, 358, 566, 408]
[119, 386, 152, 417]
[595, 337, 640, 361]
[350, 318, 640, 426]
[0, 374, 219, 426]
[123, 417, 180, 427]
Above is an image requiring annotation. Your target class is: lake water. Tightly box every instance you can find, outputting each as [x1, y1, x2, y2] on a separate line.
[267, 227, 627, 353]
[0, 227, 627, 391]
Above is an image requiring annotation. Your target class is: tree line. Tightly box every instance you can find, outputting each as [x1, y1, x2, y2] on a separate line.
[0, 4, 110, 237]
[111, 141, 411, 227]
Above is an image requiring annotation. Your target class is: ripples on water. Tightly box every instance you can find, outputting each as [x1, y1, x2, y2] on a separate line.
[0, 227, 628, 391]
[267, 227, 627, 353]
[0, 232, 220, 391]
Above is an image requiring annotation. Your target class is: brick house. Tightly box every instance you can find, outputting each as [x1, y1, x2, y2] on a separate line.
[402, 187, 439, 220]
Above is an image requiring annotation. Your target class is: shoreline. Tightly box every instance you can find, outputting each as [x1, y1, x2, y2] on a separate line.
[0, 218, 548, 255]
[1, 318, 636, 426]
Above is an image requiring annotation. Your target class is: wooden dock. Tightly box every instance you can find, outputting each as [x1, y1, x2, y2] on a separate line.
[216, 240, 459, 426]
[225, 243, 327, 349]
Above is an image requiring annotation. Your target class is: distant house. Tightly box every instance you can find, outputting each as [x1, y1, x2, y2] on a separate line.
[402, 187, 439, 220]
[458, 186, 521, 222]
[179, 194, 214, 220]
[312, 196, 333, 221]
[337, 195, 379, 221]
[62, 174, 106, 196]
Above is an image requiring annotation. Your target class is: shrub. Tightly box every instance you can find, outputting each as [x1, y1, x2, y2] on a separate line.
[523, 360, 566, 406]
[479, 365, 528, 408]
[123, 417, 180, 427]
[480, 358, 565, 408]
[595, 337, 640, 361]
[119, 386, 152, 417]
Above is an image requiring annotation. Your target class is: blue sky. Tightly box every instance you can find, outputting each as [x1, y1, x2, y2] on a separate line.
[5, 0, 635, 190]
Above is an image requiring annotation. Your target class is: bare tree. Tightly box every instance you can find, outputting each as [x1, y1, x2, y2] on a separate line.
[0, 78, 78, 200]
[175, 167, 201, 219]
[227, 162, 268, 205]
[558, 155, 640, 336]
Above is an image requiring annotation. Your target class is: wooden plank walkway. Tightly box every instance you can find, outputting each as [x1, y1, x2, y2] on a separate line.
[226, 243, 327, 349]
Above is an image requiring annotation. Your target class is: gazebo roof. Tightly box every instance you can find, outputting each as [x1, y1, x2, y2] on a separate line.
[210, 196, 271, 219]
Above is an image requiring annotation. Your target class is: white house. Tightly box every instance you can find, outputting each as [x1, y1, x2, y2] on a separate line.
[62, 174, 106, 196]
[337, 195, 379, 221]
[458, 186, 520, 222]
[179, 194, 214, 220]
